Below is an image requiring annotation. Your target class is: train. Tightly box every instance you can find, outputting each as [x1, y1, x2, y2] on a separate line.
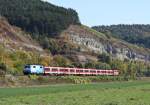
[23, 64, 119, 76]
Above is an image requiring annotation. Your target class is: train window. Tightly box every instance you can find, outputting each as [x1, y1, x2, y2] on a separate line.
[44, 68, 50, 71]
[97, 71, 100, 73]
[70, 69, 74, 72]
[85, 70, 89, 72]
[60, 69, 68, 72]
[109, 71, 113, 74]
[80, 70, 83, 72]
[90, 70, 96, 73]
[25, 66, 30, 68]
[60, 69, 64, 72]
[65, 69, 68, 72]
[40, 66, 43, 68]
[101, 71, 106, 73]
[110, 71, 113, 74]
[90, 70, 94, 73]
[76, 70, 80, 72]
[52, 68, 58, 72]
[33, 66, 36, 68]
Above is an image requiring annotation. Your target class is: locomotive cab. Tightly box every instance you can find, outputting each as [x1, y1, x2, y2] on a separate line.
[23, 64, 44, 75]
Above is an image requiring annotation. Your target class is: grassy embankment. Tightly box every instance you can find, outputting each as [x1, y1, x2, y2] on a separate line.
[0, 81, 150, 105]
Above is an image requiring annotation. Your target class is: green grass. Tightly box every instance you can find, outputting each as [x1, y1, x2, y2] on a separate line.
[0, 81, 150, 105]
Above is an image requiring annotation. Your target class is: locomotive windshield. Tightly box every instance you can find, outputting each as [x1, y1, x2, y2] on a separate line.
[25, 65, 30, 68]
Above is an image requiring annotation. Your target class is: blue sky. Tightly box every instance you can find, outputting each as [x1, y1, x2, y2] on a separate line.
[44, 0, 150, 26]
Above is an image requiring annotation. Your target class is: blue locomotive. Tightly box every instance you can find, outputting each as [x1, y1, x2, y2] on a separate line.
[23, 64, 44, 75]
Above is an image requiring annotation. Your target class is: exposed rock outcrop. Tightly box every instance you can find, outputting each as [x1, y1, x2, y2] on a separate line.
[62, 25, 150, 62]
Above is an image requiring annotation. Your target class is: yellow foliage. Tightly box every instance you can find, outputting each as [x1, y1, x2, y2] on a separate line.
[53, 55, 71, 67]
[39, 56, 52, 66]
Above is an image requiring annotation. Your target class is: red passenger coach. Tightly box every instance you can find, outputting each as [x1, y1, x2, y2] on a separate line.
[44, 67, 119, 76]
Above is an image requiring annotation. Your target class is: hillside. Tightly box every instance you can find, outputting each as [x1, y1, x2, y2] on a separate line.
[0, 0, 80, 37]
[92, 25, 150, 48]
[60, 25, 150, 62]
[0, 17, 52, 75]
[0, 0, 149, 76]
[0, 18, 149, 76]
[0, 17, 43, 52]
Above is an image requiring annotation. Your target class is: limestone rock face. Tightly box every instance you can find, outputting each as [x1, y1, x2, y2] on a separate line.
[62, 25, 150, 61]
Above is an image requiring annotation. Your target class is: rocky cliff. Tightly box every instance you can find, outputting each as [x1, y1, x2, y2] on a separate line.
[61, 25, 150, 62]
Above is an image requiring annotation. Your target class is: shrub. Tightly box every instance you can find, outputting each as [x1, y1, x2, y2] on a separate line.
[59, 76, 91, 84]
[29, 75, 39, 80]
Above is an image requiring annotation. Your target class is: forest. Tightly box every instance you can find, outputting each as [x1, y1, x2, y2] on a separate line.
[0, 0, 80, 37]
[92, 24, 150, 48]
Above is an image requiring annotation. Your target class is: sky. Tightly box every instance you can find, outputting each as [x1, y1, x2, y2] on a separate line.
[43, 0, 150, 26]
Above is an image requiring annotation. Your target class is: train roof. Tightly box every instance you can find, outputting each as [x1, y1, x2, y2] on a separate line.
[25, 64, 43, 66]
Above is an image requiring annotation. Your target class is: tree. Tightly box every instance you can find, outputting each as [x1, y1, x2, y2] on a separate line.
[53, 55, 71, 67]
[0, 0, 80, 37]
[39, 56, 52, 66]
[40, 37, 50, 49]
[95, 62, 111, 69]
[92, 24, 150, 49]
[127, 62, 137, 79]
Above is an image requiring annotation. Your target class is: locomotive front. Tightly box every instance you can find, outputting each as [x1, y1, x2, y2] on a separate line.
[23, 64, 44, 75]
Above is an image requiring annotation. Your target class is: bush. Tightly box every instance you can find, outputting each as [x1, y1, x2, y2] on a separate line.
[53, 55, 72, 67]
[58, 76, 91, 84]
[37, 76, 50, 83]
[29, 75, 39, 80]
